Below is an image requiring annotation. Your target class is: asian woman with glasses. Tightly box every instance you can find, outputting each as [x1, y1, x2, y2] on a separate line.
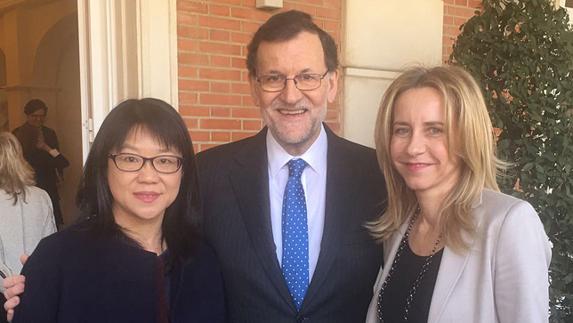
[7, 98, 225, 323]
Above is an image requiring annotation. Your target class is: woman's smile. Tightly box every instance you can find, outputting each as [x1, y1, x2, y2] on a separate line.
[133, 191, 161, 203]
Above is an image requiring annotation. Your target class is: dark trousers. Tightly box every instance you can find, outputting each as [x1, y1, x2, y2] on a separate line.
[0, 293, 8, 323]
[51, 194, 63, 230]
[44, 187, 63, 230]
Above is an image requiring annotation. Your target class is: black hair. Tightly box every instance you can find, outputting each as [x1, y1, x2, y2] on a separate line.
[24, 99, 48, 115]
[246, 10, 339, 77]
[76, 98, 200, 263]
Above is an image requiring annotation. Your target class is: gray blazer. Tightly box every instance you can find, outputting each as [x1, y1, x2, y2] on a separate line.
[198, 126, 386, 323]
[366, 189, 551, 323]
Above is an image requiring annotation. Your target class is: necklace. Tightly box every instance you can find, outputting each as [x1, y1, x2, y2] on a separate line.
[376, 211, 442, 322]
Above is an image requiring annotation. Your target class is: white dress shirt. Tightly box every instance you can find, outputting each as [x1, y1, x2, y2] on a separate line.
[266, 125, 327, 280]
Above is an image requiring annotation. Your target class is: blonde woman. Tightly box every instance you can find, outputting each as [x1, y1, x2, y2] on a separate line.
[365, 66, 551, 323]
[0, 132, 56, 317]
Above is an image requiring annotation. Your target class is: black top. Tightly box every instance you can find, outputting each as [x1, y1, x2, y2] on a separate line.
[381, 243, 444, 323]
[13, 220, 226, 323]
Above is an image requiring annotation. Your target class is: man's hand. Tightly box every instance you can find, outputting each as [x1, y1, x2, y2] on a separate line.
[3, 255, 28, 322]
[36, 139, 51, 152]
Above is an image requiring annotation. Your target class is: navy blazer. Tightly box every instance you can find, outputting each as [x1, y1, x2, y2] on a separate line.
[13, 221, 225, 323]
[197, 126, 386, 323]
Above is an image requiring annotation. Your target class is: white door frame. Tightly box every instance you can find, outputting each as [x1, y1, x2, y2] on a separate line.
[76, 0, 178, 161]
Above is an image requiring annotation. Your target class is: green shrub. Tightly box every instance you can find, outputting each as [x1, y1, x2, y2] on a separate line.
[450, 0, 573, 321]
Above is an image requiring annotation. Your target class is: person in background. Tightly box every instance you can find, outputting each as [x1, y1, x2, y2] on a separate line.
[366, 66, 551, 323]
[13, 99, 69, 229]
[6, 99, 224, 323]
[0, 132, 56, 323]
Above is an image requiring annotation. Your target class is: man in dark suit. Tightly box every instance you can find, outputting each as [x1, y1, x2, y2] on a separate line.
[13, 99, 69, 229]
[198, 10, 386, 322]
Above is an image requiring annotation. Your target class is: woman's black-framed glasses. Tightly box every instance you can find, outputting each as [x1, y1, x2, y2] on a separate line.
[108, 153, 183, 174]
[256, 71, 329, 92]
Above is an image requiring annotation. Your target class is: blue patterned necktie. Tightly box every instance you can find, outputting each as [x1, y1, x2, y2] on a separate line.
[282, 158, 309, 311]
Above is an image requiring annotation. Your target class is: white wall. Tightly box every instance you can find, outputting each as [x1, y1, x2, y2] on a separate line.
[559, 0, 573, 19]
[342, 0, 443, 147]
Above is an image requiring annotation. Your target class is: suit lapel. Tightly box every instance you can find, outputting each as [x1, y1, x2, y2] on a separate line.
[427, 193, 485, 323]
[378, 221, 408, 291]
[228, 128, 296, 311]
[427, 246, 471, 323]
[303, 128, 354, 306]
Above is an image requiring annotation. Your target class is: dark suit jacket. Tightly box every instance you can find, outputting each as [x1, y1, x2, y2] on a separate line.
[13, 123, 69, 195]
[197, 126, 386, 323]
[13, 123, 69, 225]
[13, 221, 225, 323]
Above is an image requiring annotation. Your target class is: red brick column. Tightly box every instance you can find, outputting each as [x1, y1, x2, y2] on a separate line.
[443, 0, 483, 63]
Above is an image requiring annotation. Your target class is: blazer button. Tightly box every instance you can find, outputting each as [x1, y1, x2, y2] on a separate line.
[296, 317, 309, 323]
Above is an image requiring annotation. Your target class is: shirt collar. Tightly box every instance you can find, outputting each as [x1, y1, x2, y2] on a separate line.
[266, 124, 328, 178]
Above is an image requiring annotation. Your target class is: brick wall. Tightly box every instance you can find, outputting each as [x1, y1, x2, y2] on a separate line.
[177, 0, 342, 152]
[442, 0, 482, 63]
[177, 1, 484, 151]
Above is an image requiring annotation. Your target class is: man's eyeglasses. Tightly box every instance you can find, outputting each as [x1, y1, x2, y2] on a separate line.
[256, 71, 329, 92]
[108, 153, 183, 174]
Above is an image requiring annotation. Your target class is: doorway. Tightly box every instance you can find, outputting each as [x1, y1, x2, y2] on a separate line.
[0, 0, 82, 225]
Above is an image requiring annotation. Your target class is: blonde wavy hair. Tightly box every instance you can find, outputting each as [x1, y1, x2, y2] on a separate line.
[0, 132, 35, 204]
[370, 66, 505, 252]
